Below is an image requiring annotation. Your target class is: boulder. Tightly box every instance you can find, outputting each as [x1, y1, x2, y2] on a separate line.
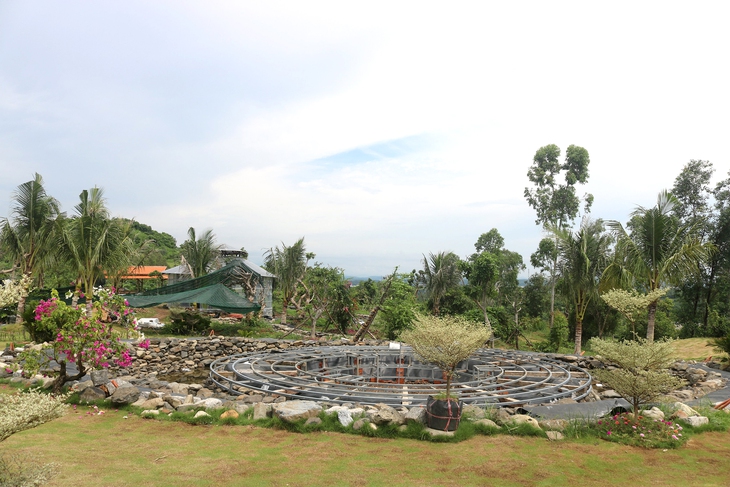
[253, 403, 271, 420]
[474, 419, 500, 429]
[673, 402, 700, 417]
[539, 419, 569, 431]
[273, 400, 322, 423]
[90, 369, 109, 386]
[194, 411, 211, 419]
[685, 416, 709, 427]
[352, 419, 367, 431]
[405, 406, 426, 424]
[462, 404, 486, 420]
[110, 385, 141, 406]
[509, 414, 541, 429]
[305, 417, 322, 426]
[139, 397, 165, 410]
[494, 408, 513, 425]
[337, 409, 354, 427]
[546, 431, 564, 441]
[220, 410, 239, 420]
[367, 403, 405, 425]
[79, 386, 107, 403]
[642, 407, 665, 421]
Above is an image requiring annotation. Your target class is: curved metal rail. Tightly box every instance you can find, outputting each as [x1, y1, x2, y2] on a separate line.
[209, 346, 592, 407]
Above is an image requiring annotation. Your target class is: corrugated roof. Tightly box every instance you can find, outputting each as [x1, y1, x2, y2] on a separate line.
[118, 266, 168, 280]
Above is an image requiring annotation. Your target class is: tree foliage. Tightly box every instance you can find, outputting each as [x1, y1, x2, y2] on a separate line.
[264, 237, 310, 325]
[604, 190, 714, 341]
[525, 144, 593, 329]
[421, 251, 461, 316]
[0, 389, 69, 442]
[58, 187, 135, 306]
[399, 314, 491, 399]
[180, 227, 219, 278]
[589, 337, 685, 419]
[555, 218, 610, 354]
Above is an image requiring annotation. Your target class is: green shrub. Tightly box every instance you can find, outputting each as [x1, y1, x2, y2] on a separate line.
[165, 308, 211, 335]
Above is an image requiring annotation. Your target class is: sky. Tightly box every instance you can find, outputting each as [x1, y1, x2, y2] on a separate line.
[1, 1, 729, 278]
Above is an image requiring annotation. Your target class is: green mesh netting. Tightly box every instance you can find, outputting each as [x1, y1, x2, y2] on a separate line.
[126, 283, 260, 314]
[125, 259, 263, 313]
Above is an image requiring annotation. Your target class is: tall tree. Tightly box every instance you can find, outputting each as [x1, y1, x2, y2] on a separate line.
[604, 190, 714, 342]
[58, 187, 134, 307]
[264, 237, 310, 325]
[555, 218, 610, 354]
[524, 144, 592, 329]
[421, 251, 461, 316]
[180, 227, 219, 278]
[0, 174, 61, 323]
[463, 230, 525, 346]
[671, 160, 714, 327]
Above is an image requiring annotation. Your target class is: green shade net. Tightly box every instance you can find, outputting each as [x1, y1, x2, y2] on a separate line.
[126, 283, 260, 314]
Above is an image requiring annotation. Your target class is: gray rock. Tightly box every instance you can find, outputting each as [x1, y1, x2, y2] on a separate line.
[642, 407, 664, 421]
[73, 380, 94, 392]
[273, 400, 322, 423]
[509, 414, 541, 429]
[352, 419, 367, 431]
[539, 419, 569, 431]
[367, 403, 405, 425]
[79, 386, 107, 403]
[337, 409, 353, 427]
[253, 402, 271, 420]
[110, 385, 141, 406]
[494, 408, 513, 425]
[90, 369, 109, 386]
[546, 431, 564, 441]
[305, 417, 322, 426]
[600, 389, 623, 399]
[194, 411, 211, 419]
[141, 409, 160, 416]
[474, 419, 500, 429]
[673, 402, 699, 417]
[139, 397, 165, 410]
[685, 416, 709, 427]
[462, 404, 486, 420]
[405, 406, 426, 424]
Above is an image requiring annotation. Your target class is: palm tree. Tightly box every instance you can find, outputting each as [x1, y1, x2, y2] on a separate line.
[58, 187, 134, 307]
[422, 251, 461, 315]
[604, 190, 714, 341]
[556, 218, 610, 354]
[180, 227, 219, 278]
[0, 173, 61, 322]
[264, 237, 309, 324]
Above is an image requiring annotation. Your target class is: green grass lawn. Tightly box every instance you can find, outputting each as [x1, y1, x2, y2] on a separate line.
[4, 404, 730, 487]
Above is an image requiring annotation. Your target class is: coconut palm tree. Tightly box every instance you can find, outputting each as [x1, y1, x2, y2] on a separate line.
[180, 227, 219, 278]
[422, 251, 461, 316]
[264, 237, 310, 324]
[0, 173, 61, 322]
[58, 187, 134, 308]
[603, 190, 714, 341]
[555, 218, 611, 354]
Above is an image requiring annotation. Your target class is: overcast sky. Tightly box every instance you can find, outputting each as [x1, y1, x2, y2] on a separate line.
[1, 1, 729, 277]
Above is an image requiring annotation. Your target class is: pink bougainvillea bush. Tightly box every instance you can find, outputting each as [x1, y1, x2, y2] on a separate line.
[20, 289, 135, 392]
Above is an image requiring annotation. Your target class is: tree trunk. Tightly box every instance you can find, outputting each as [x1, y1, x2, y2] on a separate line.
[646, 300, 657, 343]
[280, 296, 288, 325]
[703, 263, 717, 328]
[14, 294, 26, 325]
[574, 317, 582, 355]
[549, 253, 557, 330]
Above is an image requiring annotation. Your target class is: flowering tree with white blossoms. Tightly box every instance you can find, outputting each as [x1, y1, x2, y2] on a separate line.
[0, 274, 32, 309]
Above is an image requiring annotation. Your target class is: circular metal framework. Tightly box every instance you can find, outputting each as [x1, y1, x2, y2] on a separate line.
[209, 345, 592, 407]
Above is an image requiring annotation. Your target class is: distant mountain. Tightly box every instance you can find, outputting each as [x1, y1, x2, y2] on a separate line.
[347, 276, 384, 285]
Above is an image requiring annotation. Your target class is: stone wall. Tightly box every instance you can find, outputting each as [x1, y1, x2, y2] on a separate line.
[109, 336, 387, 378]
